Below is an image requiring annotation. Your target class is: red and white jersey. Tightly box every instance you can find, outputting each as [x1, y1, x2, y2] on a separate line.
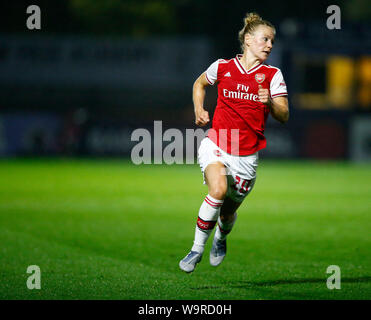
[205, 54, 288, 156]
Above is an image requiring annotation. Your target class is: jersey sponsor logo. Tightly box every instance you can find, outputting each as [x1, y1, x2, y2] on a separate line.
[255, 73, 265, 83]
[224, 72, 231, 77]
[279, 81, 286, 87]
[223, 88, 259, 101]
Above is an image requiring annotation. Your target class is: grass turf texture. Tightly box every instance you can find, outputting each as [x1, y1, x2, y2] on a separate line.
[0, 159, 370, 300]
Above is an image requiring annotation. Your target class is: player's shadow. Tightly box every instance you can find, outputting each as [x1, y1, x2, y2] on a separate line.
[191, 276, 371, 290]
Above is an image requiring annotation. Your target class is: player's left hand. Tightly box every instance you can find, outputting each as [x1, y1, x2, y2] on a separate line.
[258, 85, 272, 106]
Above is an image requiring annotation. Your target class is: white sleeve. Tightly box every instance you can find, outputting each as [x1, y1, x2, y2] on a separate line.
[270, 69, 288, 98]
[205, 60, 219, 85]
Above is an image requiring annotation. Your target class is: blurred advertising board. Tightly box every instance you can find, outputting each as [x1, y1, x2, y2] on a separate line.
[0, 113, 61, 156]
[0, 35, 211, 88]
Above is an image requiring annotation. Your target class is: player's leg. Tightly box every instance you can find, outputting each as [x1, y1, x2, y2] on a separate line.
[192, 161, 228, 252]
[210, 176, 256, 266]
[217, 197, 242, 239]
[210, 197, 242, 266]
[179, 161, 227, 273]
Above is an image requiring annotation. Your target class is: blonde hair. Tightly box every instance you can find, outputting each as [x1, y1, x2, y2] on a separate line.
[238, 12, 275, 51]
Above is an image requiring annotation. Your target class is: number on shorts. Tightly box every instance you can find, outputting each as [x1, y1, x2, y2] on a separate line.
[231, 175, 251, 194]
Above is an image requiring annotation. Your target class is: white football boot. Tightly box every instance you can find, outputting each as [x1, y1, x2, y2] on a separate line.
[209, 236, 227, 267]
[179, 251, 202, 273]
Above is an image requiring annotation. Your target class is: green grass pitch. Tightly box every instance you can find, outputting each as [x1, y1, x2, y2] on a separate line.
[0, 158, 370, 300]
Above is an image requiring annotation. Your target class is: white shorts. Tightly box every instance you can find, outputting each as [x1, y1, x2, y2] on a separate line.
[197, 137, 258, 203]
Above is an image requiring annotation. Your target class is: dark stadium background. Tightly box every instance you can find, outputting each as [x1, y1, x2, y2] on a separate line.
[0, 0, 370, 302]
[0, 0, 370, 160]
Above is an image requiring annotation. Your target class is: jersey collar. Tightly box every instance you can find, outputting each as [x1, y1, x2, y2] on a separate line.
[234, 54, 263, 74]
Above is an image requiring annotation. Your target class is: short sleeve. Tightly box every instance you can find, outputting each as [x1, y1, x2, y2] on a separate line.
[205, 60, 219, 85]
[270, 69, 288, 98]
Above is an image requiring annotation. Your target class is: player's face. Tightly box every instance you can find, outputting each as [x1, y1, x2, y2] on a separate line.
[245, 26, 275, 61]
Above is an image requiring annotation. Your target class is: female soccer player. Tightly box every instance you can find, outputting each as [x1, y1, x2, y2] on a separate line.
[179, 12, 289, 273]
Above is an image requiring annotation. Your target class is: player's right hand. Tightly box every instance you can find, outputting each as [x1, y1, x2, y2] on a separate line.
[195, 109, 210, 126]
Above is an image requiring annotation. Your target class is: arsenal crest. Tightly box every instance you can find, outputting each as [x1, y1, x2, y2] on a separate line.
[255, 73, 265, 83]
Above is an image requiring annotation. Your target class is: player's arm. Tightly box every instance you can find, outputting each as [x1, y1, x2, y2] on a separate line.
[269, 96, 289, 124]
[193, 73, 211, 127]
[258, 85, 289, 124]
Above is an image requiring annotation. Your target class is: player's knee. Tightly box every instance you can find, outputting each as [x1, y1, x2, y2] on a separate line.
[209, 183, 227, 200]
